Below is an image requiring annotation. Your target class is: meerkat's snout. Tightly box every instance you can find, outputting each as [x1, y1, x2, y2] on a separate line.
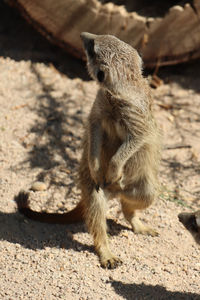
[80, 32, 106, 84]
[80, 32, 96, 57]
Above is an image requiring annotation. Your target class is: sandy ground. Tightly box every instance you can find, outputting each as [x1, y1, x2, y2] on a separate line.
[0, 2, 199, 299]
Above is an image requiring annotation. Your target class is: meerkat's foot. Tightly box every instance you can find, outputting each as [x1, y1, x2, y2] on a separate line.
[121, 201, 159, 237]
[134, 225, 159, 237]
[97, 246, 122, 269]
[100, 252, 122, 269]
[131, 217, 159, 237]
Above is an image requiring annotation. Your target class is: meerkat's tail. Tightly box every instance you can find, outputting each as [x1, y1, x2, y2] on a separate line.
[14, 191, 84, 224]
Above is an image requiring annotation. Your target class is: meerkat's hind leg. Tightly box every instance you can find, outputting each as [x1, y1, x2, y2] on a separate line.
[120, 199, 159, 237]
[84, 188, 122, 268]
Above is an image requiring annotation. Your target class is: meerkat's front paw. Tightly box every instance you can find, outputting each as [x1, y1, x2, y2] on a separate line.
[105, 160, 122, 186]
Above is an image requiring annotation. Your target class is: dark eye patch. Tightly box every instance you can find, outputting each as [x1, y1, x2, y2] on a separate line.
[97, 70, 105, 82]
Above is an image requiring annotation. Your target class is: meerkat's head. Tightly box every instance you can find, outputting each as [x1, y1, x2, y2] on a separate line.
[80, 32, 143, 97]
[178, 210, 200, 245]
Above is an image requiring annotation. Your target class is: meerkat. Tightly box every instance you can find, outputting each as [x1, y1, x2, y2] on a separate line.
[15, 32, 161, 269]
[178, 210, 200, 245]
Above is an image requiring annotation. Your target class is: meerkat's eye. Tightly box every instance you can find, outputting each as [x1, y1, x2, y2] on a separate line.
[97, 70, 105, 82]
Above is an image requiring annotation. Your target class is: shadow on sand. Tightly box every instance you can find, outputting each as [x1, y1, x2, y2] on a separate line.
[109, 279, 200, 300]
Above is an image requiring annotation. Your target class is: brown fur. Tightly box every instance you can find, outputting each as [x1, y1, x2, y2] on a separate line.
[178, 210, 200, 245]
[15, 32, 161, 268]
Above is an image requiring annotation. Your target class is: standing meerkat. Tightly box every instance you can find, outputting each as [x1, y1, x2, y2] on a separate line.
[16, 32, 161, 268]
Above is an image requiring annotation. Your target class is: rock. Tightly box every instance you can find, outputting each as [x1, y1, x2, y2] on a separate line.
[31, 181, 47, 191]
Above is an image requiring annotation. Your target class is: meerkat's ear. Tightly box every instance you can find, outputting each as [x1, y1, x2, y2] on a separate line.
[80, 32, 97, 58]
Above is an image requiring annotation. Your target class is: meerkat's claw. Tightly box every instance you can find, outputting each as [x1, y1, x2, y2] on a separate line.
[100, 256, 123, 269]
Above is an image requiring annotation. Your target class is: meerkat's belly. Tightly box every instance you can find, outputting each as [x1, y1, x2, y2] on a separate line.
[100, 118, 123, 174]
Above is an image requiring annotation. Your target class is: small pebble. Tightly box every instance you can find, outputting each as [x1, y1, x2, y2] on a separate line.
[31, 181, 47, 191]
